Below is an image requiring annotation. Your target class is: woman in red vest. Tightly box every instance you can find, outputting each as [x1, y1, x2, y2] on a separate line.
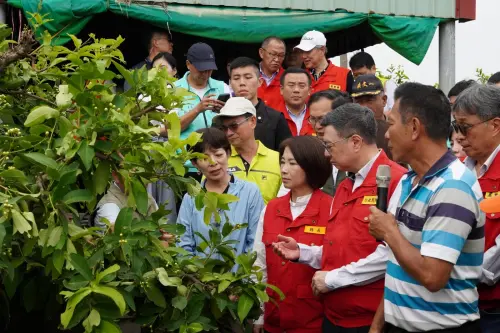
[253, 136, 332, 333]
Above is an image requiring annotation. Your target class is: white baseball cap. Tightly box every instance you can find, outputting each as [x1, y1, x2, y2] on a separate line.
[214, 97, 256, 121]
[294, 30, 327, 52]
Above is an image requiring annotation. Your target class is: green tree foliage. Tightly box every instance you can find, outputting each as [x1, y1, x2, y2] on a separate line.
[0, 17, 274, 333]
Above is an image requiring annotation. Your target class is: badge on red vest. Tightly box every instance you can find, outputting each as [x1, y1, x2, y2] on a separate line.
[329, 84, 341, 90]
[304, 226, 326, 235]
[485, 191, 500, 199]
[362, 196, 378, 205]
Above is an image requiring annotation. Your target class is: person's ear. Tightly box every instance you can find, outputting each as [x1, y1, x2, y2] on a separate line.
[258, 48, 265, 60]
[382, 95, 387, 107]
[491, 118, 500, 138]
[411, 117, 422, 141]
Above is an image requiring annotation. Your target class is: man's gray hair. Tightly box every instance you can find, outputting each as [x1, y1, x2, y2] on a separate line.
[453, 84, 500, 121]
[261, 36, 285, 49]
[320, 103, 377, 144]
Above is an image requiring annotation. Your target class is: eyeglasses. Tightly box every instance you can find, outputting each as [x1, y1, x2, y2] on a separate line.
[261, 48, 286, 60]
[322, 135, 353, 152]
[451, 118, 494, 136]
[308, 116, 324, 125]
[219, 117, 251, 133]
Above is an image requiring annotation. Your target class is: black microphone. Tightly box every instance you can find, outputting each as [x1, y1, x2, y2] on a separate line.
[375, 165, 391, 241]
[376, 165, 391, 214]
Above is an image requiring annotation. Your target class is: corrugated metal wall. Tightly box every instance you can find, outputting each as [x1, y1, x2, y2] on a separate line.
[131, 0, 457, 18]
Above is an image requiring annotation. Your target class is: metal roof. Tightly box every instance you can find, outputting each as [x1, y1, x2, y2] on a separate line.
[129, 0, 475, 20]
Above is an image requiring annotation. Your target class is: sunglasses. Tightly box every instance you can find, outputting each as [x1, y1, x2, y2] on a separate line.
[219, 117, 251, 133]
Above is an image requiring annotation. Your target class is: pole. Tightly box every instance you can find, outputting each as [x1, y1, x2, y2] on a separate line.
[340, 54, 348, 68]
[438, 21, 456, 96]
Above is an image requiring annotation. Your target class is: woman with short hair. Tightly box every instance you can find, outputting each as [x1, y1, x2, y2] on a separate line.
[177, 127, 264, 261]
[253, 135, 333, 333]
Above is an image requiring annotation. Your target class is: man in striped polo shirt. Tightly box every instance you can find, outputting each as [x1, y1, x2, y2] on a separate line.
[368, 83, 484, 333]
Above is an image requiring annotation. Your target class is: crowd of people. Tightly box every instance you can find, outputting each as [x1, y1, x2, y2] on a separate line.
[94, 28, 500, 333]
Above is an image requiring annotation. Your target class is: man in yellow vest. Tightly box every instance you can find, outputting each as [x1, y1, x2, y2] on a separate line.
[349, 51, 397, 113]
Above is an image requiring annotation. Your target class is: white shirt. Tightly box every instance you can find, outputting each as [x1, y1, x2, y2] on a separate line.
[253, 193, 313, 325]
[286, 105, 307, 135]
[383, 79, 397, 112]
[464, 144, 500, 285]
[297, 150, 387, 289]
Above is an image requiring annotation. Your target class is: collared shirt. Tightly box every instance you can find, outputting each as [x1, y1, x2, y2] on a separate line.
[310, 62, 330, 81]
[228, 141, 281, 204]
[177, 175, 264, 264]
[259, 64, 279, 86]
[353, 151, 381, 192]
[385, 151, 484, 331]
[285, 104, 307, 135]
[464, 144, 500, 178]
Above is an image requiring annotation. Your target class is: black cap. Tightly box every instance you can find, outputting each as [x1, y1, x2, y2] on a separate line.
[187, 43, 217, 71]
[351, 74, 384, 98]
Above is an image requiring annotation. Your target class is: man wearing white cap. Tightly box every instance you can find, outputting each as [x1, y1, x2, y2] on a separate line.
[295, 30, 353, 95]
[214, 97, 281, 204]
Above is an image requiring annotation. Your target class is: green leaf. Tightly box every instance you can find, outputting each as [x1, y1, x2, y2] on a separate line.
[23, 152, 59, 171]
[96, 264, 120, 284]
[63, 275, 90, 291]
[0, 224, 5, 248]
[0, 169, 29, 186]
[22, 277, 37, 312]
[113, 207, 133, 235]
[83, 309, 100, 332]
[96, 320, 121, 333]
[170, 159, 186, 176]
[252, 286, 269, 303]
[63, 189, 93, 205]
[130, 179, 148, 216]
[47, 226, 63, 247]
[237, 293, 254, 323]
[52, 249, 65, 274]
[61, 288, 92, 328]
[69, 253, 93, 281]
[265, 283, 285, 301]
[222, 222, 233, 238]
[11, 209, 32, 235]
[144, 284, 166, 308]
[218, 280, 231, 294]
[113, 61, 134, 89]
[172, 295, 187, 310]
[165, 112, 180, 139]
[56, 85, 73, 108]
[91, 285, 126, 315]
[24, 105, 59, 127]
[78, 141, 95, 171]
[159, 276, 182, 287]
[155, 267, 169, 286]
[93, 160, 110, 195]
[68, 34, 82, 48]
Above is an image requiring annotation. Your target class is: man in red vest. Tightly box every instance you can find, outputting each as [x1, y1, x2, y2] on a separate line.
[257, 36, 286, 110]
[453, 84, 500, 333]
[273, 103, 406, 333]
[275, 67, 315, 136]
[294, 30, 353, 95]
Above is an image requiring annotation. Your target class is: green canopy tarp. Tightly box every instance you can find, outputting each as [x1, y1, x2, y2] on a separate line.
[8, 0, 443, 64]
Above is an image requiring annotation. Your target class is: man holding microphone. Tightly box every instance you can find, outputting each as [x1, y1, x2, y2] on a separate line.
[273, 103, 405, 333]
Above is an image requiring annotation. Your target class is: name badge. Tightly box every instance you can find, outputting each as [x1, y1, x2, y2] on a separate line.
[362, 196, 377, 205]
[485, 192, 500, 199]
[329, 84, 341, 90]
[304, 226, 326, 235]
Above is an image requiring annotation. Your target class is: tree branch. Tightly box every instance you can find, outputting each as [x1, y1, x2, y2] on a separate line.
[132, 105, 158, 119]
[0, 89, 57, 108]
[0, 29, 36, 71]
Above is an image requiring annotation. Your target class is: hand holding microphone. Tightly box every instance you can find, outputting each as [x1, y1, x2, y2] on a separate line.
[369, 165, 398, 241]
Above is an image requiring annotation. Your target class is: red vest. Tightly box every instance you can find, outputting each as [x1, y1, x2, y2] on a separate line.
[258, 67, 284, 111]
[275, 100, 315, 136]
[310, 61, 350, 94]
[321, 151, 406, 328]
[477, 153, 500, 309]
[263, 189, 333, 333]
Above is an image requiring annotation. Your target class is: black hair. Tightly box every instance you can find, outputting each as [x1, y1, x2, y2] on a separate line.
[307, 90, 345, 108]
[152, 52, 177, 70]
[280, 67, 312, 86]
[349, 52, 376, 70]
[279, 136, 332, 190]
[488, 72, 500, 85]
[189, 128, 231, 160]
[229, 57, 260, 77]
[448, 80, 477, 98]
[147, 29, 171, 51]
[321, 103, 377, 145]
[394, 82, 451, 141]
[332, 97, 352, 110]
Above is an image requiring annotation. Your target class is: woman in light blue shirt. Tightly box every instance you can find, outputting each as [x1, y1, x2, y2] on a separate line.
[177, 128, 264, 260]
